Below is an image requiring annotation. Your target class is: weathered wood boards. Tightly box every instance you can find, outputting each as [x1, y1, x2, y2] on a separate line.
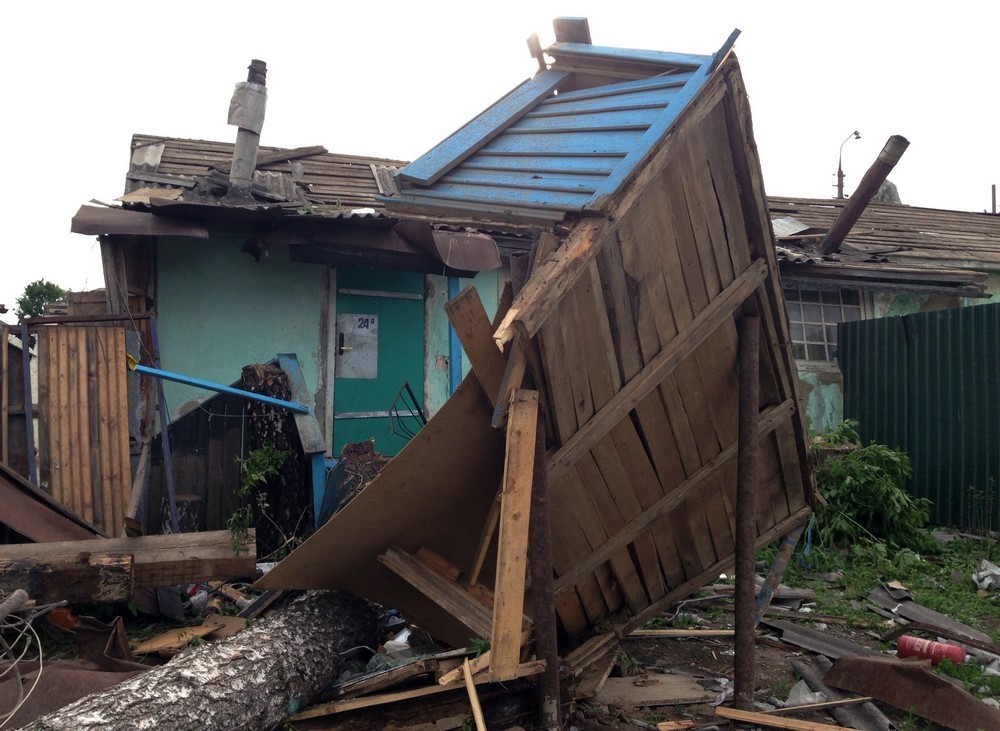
[35, 325, 132, 536]
[0, 529, 255, 590]
[260, 53, 813, 658]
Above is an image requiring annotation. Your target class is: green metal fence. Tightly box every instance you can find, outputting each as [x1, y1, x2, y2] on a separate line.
[840, 302, 1000, 530]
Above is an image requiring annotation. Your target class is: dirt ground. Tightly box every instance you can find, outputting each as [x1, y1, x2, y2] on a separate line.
[566, 598, 896, 730]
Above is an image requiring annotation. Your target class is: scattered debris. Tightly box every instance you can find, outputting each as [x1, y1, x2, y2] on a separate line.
[825, 654, 1000, 731]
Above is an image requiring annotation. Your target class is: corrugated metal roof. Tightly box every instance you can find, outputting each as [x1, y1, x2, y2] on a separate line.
[384, 33, 739, 226]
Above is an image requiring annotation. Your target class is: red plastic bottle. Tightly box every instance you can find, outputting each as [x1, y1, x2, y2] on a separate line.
[896, 634, 966, 665]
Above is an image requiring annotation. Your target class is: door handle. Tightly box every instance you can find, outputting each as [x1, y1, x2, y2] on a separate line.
[338, 332, 353, 356]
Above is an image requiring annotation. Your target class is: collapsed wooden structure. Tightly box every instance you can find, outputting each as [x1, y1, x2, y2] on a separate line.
[261, 16, 816, 694]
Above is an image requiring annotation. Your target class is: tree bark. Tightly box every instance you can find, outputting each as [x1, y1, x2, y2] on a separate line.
[16, 591, 383, 731]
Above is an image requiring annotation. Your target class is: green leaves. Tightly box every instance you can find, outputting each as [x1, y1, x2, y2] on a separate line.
[814, 424, 937, 555]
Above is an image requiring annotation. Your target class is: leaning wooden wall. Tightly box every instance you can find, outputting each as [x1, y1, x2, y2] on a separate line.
[537, 94, 810, 637]
[36, 326, 131, 535]
[147, 391, 245, 533]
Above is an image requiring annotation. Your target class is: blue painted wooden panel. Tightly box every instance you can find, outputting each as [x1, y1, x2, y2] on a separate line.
[462, 154, 622, 176]
[387, 195, 568, 224]
[510, 107, 662, 132]
[397, 183, 593, 211]
[528, 97, 670, 119]
[398, 69, 569, 187]
[480, 129, 643, 156]
[547, 42, 707, 70]
[441, 169, 602, 195]
[542, 74, 693, 104]
[586, 56, 715, 209]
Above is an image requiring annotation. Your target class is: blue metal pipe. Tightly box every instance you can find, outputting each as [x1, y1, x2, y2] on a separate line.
[132, 364, 311, 414]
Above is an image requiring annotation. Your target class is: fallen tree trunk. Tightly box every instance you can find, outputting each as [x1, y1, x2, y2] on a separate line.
[17, 591, 383, 731]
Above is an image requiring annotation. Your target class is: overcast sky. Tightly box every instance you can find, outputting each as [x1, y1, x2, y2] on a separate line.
[2, 1, 997, 323]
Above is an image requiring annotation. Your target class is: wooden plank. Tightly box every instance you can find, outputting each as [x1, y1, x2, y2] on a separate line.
[490, 334, 526, 428]
[572, 455, 649, 612]
[715, 706, 859, 731]
[495, 216, 608, 345]
[595, 235, 645, 382]
[444, 286, 506, 409]
[379, 546, 494, 641]
[548, 259, 768, 480]
[574, 649, 617, 699]
[620, 505, 812, 634]
[589, 435, 665, 601]
[0, 529, 256, 587]
[291, 661, 545, 721]
[0, 552, 133, 604]
[553, 400, 795, 593]
[462, 659, 487, 731]
[399, 69, 569, 186]
[549, 472, 615, 623]
[466, 479, 502, 587]
[123, 443, 150, 536]
[595, 675, 716, 707]
[489, 390, 538, 680]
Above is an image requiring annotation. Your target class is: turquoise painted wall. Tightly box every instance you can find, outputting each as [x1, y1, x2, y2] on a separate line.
[156, 237, 324, 420]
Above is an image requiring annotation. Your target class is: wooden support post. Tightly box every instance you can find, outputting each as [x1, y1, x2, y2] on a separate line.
[489, 389, 538, 680]
[735, 312, 760, 710]
[754, 525, 804, 625]
[462, 658, 488, 731]
[444, 286, 506, 409]
[530, 406, 561, 730]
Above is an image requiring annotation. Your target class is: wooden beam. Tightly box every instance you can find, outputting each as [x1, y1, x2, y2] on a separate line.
[494, 217, 607, 345]
[553, 398, 794, 593]
[715, 706, 860, 731]
[0, 552, 133, 604]
[444, 285, 507, 409]
[292, 660, 545, 721]
[0, 529, 255, 588]
[463, 658, 488, 731]
[619, 505, 812, 635]
[490, 390, 538, 680]
[122, 442, 150, 537]
[548, 259, 769, 480]
[379, 546, 494, 641]
[490, 334, 527, 428]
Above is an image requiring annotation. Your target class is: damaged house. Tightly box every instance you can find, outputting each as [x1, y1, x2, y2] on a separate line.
[2, 17, 832, 730]
[258, 15, 815, 716]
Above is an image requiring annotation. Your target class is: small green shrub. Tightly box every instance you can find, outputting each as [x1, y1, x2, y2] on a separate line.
[227, 443, 287, 554]
[814, 420, 937, 555]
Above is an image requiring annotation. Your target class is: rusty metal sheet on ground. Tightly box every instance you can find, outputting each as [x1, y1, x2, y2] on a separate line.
[868, 584, 992, 644]
[761, 618, 878, 659]
[825, 655, 1000, 731]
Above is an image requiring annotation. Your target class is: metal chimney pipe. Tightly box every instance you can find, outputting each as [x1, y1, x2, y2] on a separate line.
[820, 135, 909, 255]
[226, 59, 267, 202]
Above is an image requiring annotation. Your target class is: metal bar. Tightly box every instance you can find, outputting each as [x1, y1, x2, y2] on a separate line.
[333, 410, 393, 420]
[19, 322, 36, 485]
[734, 313, 760, 710]
[148, 316, 179, 534]
[337, 288, 424, 301]
[132, 364, 310, 414]
[447, 277, 462, 394]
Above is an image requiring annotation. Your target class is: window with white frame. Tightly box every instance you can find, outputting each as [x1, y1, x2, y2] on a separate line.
[783, 284, 864, 361]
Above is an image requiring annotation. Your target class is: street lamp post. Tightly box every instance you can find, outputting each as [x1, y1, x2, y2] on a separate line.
[836, 130, 861, 199]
